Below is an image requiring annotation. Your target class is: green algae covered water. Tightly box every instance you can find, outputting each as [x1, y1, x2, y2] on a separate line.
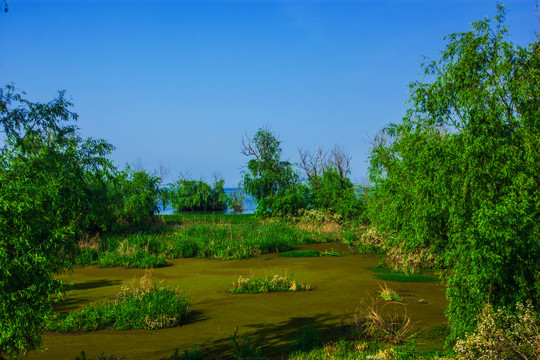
[25, 244, 447, 360]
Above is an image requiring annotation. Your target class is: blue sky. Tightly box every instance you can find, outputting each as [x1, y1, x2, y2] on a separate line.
[1, 0, 538, 186]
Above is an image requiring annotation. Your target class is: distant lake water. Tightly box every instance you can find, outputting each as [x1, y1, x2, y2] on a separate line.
[158, 188, 256, 215]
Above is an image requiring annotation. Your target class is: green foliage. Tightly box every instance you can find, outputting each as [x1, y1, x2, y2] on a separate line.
[114, 168, 161, 226]
[0, 86, 114, 359]
[229, 274, 312, 294]
[368, 6, 540, 340]
[242, 128, 302, 216]
[167, 177, 229, 212]
[310, 168, 366, 222]
[47, 273, 190, 332]
[374, 273, 439, 283]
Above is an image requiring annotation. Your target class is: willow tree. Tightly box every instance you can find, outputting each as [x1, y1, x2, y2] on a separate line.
[369, 6, 540, 341]
[0, 86, 114, 358]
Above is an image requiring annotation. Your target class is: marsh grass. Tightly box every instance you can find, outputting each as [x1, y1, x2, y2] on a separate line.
[76, 217, 323, 267]
[374, 273, 439, 283]
[163, 213, 257, 225]
[229, 273, 312, 294]
[47, 270, 190, 332]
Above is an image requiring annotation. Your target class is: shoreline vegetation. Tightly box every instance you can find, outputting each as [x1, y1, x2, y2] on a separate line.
[2, 5, 539, 360]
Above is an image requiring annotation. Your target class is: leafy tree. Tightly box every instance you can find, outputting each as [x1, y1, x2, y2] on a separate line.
[241, 128, 301, 216]
[0, 86, 114, 358]
[369, 6, 540, 341]
[299, 146, 366, 222]
[167, 177, 228, 212]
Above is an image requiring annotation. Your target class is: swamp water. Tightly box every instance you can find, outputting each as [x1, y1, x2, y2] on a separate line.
[26, 244, 448, 360]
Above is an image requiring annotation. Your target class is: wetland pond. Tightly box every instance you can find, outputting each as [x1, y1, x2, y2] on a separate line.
[26, 243, 447, 360]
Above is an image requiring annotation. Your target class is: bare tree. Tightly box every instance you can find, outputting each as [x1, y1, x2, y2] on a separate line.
[158, 162, 169, 186]
[298, 146, 329, 181]
[329, 145, 351, 182]
[241, 132, 260, 161]
[132, 158, 145, 172]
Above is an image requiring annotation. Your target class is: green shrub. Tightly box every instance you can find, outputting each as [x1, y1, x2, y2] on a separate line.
[229, 274, 312, 294]
[374, 273, 439, 283]
[47, 271, 190, 331]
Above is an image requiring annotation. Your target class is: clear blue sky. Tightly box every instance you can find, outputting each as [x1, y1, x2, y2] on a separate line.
[1, 0, 538, 186]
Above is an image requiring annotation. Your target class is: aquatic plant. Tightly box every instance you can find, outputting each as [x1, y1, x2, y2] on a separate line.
[47, 271, 190, 332]
[279, 250, 320, 258]
[229, 274, 312, 294]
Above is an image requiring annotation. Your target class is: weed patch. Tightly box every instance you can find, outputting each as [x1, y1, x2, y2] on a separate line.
[378, 283, 402, 301]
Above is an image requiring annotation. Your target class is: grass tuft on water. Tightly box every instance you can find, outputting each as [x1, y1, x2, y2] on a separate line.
[229, 274, 312, 294]
[47, 271, 190, 332]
